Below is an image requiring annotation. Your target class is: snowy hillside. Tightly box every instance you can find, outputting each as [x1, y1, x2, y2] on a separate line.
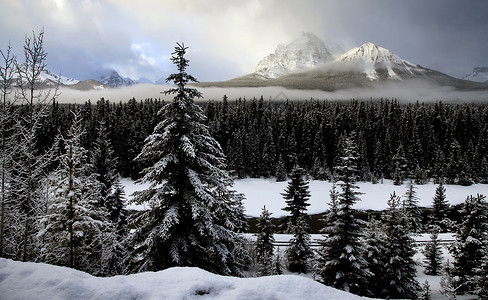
[124, 178, 488, 217]
[13, 68, 79, 86]
[463, 66, 488, 82]
[0, 258, 370, 300]
[337, 42, 422, 80]
[40, 69, 79, 85]
[254, 32, 339, 79]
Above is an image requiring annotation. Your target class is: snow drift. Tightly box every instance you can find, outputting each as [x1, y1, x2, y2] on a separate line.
[0, 258, 371, 300]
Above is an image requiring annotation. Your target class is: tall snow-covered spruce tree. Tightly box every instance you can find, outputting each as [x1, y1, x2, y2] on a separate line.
[255, 205, 275, 276]
[316, 132, 371, 296]
[281, 165, 311, 233]
[379, 192, 421, 299]
[429, 182, 451, 232]
[127, 43, 249, 276]
[450, 194, 488, 293]
[281, 165, 312, 273]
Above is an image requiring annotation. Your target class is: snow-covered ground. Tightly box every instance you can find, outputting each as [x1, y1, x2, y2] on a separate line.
[122, 177, 488, 217]
[3, 178, 482, 299]
[0, 258, 369, 300]
[0, 237, 470, 300]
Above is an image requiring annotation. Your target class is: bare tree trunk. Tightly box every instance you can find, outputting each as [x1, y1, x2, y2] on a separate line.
[0, 42, 16, 257]
[16, 29, 59, 261]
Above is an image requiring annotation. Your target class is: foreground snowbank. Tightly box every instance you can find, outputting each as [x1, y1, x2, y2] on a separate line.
[0, 258, 371, 300]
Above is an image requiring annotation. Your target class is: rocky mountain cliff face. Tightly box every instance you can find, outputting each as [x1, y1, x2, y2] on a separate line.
[253, 32, 340, 79]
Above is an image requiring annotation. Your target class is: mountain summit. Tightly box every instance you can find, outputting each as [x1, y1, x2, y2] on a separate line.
[100, 70, 136, 87]
[463, 67, 488, 83]
[337, 42, 422, 80]
[254, 32, 340, 79]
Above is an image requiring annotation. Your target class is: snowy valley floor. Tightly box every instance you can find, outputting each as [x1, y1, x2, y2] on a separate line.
[124, 177, 488, 217]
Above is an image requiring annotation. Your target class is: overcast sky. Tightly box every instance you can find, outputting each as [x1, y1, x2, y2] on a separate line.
[1, 0, 487, 82]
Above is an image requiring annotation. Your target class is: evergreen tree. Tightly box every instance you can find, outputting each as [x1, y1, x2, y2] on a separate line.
[392, 143, 407, 185]
[450, 194, 488, 293]
[281, 165, 311, 233]
[320, 181, 339, 230]
[91, 121, 127, 234]
[316, 132, 371, 296]
[40, 110, 116, 275]
[402, 180, 422, 233]
[255, 206, 275, 276]
[227, 128, 245, 178]
[261, 125, 276, 178]
[312, 157, 328, 180]
[379, 192, 421, 299]
[280, 165, 312, 273]
[440, 265, 458, 300]
[420, 280, 432, 300]
[91, 121, 118, 203]
[422, 227, 443, 275]
[105, 177, 127, 235]
[362, 216, 388, 298]
[429, 182, 451, 232]
[127, 43, 249, 276]
[446, 140, 462, 185]
[286, 214, 312, 273]
[275, 154, 287, 182]
[476, 254, 488, 299]
[274, 247, 283, 275]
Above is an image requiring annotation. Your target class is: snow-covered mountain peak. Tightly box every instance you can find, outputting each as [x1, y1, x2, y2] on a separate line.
[337, 42, 420, 80]
[254, 32, 339, 79]
[338, 42, 400, 65]
[463, 67, 488, 83]
[100, 70, 136, 87]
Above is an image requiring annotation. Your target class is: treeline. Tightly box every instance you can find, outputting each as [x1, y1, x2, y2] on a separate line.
[34, 97, 488, 184]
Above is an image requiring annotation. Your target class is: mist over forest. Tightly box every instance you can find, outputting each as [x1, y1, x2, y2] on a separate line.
[50, 80, 488, 104]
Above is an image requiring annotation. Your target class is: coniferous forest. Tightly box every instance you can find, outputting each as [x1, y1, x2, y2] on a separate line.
[2, 32, 488, 299]
[32, 96, 488, 186]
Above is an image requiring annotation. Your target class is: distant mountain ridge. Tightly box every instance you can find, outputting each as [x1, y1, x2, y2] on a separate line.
[196, 34, 488, 92]
[22, 33, 487, 92]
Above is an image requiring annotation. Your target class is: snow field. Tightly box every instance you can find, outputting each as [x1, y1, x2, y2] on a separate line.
[123, 177, 488, 217]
